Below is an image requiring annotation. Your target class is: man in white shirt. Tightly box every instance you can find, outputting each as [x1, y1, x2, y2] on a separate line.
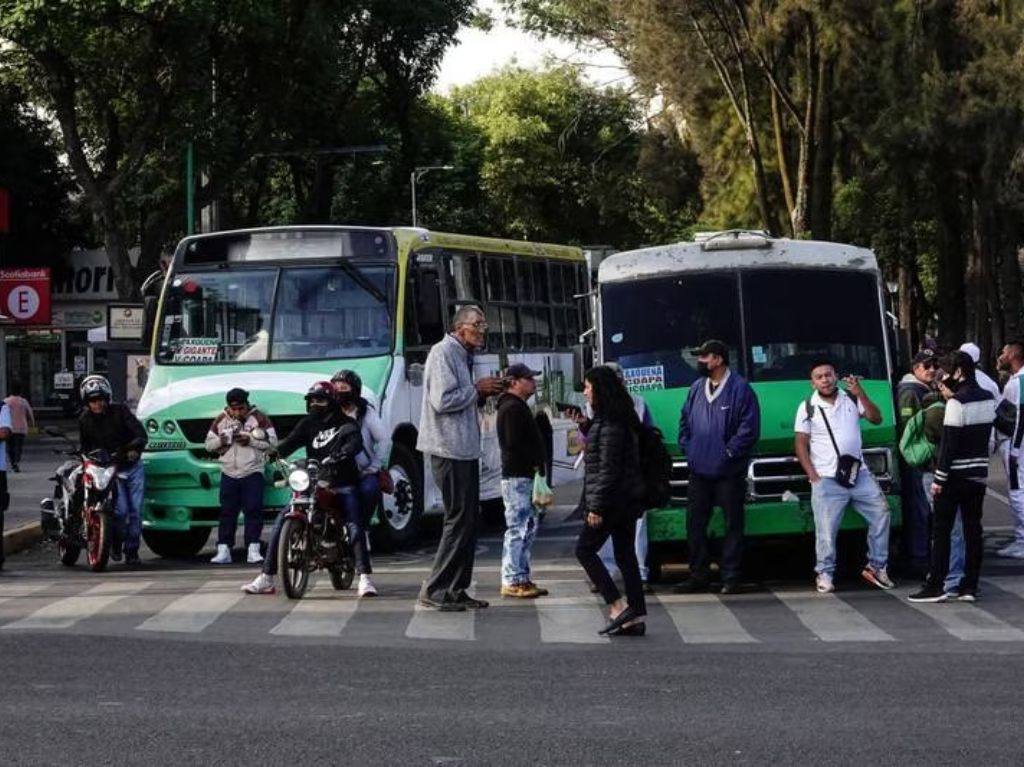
[996, 340, 1024, 558]
[794, 359, 894, 593]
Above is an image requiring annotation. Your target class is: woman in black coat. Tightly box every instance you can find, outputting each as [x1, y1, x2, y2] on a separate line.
[575, 365, 647, 636]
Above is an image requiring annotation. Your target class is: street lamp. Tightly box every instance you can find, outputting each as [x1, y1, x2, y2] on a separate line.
[411, 165, 454, 227]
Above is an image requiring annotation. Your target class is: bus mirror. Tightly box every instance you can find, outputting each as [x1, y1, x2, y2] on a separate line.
[571, 344, 593, 392]
[406, 362, 424, 387]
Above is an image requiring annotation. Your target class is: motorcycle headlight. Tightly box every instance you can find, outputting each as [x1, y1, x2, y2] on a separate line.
[288, 469, 311, 492]
[90, 465, 117, 491]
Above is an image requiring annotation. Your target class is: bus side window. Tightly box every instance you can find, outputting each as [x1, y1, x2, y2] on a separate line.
[407, 264, 444, 347]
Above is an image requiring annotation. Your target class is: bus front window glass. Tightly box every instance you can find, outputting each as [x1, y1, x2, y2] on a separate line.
[157, 270, 276, 363]
[601, 274, 741, 388]
[444, 253, 481, 300]
[271, 264, 394, 360]
[743, 269, 886, 381]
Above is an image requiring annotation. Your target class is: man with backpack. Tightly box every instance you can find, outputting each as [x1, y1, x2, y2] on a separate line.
[676, 340, 760, 594]
[795, 359, 892, 594]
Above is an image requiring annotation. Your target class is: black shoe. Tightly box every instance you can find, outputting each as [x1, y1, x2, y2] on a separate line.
[642, 582, 655, 595]
[454, 591, 489, 609]
[11, 464, 19, 472]
[673, 578, 710, 594]
[908, 585, 947, 603]
[418, 595, 467, 612]
[124, 549, 141, 566]
[719, 580, 742, 595]
[598, 606, 640, 635]
[608, 621, 647, 637]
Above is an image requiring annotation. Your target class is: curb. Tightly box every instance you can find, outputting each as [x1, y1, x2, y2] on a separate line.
[3, 521, 42, 556]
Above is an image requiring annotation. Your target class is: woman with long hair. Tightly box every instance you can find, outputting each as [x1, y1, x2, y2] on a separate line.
[575, 365, 647, 636]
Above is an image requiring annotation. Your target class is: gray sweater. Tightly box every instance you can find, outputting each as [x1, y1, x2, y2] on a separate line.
[416, 333, 481, 460]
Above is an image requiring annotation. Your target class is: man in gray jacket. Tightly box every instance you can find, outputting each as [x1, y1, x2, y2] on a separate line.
[417, 305, 505, 611]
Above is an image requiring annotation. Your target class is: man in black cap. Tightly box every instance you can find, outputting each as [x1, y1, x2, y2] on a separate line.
[898, 348, 939, 575]
[676, 340, 760, 594]
[204, 388, 277, 565]
[496, 363, 549, 598]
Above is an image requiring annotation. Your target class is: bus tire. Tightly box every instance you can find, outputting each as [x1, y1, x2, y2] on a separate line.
[372, 444, 422, 551]
[143, 527, 211, 559]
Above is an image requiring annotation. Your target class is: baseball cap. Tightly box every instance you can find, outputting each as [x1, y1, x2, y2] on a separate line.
[226, 387, 249, 406]
[505, 363, 541, 379]
[690, 339, 729, 357]
[911, 349, 937, 366]
[959, 342, 981, 363]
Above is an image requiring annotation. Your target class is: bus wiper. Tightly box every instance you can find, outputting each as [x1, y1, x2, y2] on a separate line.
[337, 259, 387, 304]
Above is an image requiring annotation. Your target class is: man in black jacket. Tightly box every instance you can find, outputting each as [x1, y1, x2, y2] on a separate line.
[242, 381, 364, 595]
[909, 352, 996, 603]
[77, 375, 148, 564]
[496, 363, 549, 599]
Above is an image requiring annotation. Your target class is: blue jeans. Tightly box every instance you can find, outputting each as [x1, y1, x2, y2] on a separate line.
[921, 471, 964, 592]
[115, 461, 145, 552]
[500, 477, 539, 586]
[903, 466, 932, 564]
[599, 511, 649, 582]
[811, 471, 890, 576]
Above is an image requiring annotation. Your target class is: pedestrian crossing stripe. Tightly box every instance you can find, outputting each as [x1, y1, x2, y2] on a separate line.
[2, 576, 1024, 645]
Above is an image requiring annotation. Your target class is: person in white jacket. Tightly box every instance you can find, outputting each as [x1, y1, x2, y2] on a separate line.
[204, 388, 277, 564]
[333, 369, 391, 597]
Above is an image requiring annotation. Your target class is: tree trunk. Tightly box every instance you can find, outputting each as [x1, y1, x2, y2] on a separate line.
[809, 54, 834, 241]
[791, 24, 818, 239]
[770, 88, 795, 232]
[931, 158, 966, 344]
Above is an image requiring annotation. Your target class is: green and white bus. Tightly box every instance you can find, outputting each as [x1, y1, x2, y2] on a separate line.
[595, 231, 902, 578]
[137, 226, 588, 558]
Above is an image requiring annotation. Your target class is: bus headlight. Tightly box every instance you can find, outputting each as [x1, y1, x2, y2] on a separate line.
[146, 419, 158, 434]
[162, 420, 177, 435]
[288, 469, 311, 492]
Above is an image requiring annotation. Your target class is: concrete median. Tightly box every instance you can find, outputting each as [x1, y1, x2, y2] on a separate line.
[3, 521, 43, 558]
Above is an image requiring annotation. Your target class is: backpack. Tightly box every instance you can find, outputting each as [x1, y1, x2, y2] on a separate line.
[636, 424, 673, 510]
[898, 402, 944, 468]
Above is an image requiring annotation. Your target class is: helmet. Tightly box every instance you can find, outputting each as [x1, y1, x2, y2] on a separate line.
[331, 369, 362, 400]
[304, 381, 337, 413]
[79, 374, 112, 402]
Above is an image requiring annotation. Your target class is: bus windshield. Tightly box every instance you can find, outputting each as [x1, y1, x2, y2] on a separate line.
[602, 268, 886, 387]
[156, 263, 396, 364]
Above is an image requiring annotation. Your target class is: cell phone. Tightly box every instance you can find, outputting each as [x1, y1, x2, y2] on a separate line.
[557, 402, 582, 415]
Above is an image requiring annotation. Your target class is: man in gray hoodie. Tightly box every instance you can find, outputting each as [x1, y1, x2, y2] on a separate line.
[417, 305, 505, 611]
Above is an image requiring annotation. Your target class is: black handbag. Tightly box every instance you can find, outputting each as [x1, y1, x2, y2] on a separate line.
[816, 406, 862, 489]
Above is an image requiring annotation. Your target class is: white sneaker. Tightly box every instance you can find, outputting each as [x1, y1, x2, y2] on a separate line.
[996, 540, 1024, 559]
[357, 574, 378, 598]
[210, 544, 232, 564]
[247, 542, 264, 564]
[241, 573, 275, 594]
[815, 572, 835, 594]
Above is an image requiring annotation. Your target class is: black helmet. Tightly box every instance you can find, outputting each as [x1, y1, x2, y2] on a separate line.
[331, 369, 362, 400]
[304, 380, 337, 413]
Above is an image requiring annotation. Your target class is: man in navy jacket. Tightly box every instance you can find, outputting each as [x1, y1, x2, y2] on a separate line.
[676, 340, 761, 594]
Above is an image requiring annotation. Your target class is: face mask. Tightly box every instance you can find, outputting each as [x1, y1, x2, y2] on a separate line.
[696, 362, 710, 377]
[337, 391, 356, 405]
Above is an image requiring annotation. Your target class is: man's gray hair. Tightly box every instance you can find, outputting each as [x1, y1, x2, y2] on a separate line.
[451, 304, 485, 330]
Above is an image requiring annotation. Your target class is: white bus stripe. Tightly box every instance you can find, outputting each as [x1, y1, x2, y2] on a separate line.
[656, 593, 758, 644]
[774, 591, 894, 642]
[892, 588, 1024, 641]
[136, 580, 246, 634]
[2, 581, 152, 630]
[536, 580, 608, 644]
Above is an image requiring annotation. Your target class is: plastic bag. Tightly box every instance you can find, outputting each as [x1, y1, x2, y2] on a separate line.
[532, 472, 554, 508]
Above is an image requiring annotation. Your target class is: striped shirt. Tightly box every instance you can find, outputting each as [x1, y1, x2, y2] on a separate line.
[934, 381, 995, 486]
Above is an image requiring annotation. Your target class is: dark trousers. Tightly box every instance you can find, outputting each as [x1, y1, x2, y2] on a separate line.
[686, 472, 746, 583]
[217, 473, 265, 546]
[928, 479, 986, 593]
[576, 513, 647, 616]
[7, 434, 24, 467]
[421, 457, 480, 601]
[902, 465, 931, 564]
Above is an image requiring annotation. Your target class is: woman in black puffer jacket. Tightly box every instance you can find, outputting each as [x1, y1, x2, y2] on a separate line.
[575, 365, 647, 636]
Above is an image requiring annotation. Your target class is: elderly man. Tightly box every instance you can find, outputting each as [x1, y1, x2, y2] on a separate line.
[417, 305, 506, 611]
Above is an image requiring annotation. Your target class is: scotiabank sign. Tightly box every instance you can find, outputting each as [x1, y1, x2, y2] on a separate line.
[0, 268, 52, 324]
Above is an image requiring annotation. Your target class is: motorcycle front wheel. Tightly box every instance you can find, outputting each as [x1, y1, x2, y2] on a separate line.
[85, 507, 112, 572]
[58, 536, 82, 567]
[279, 517, 311, 599]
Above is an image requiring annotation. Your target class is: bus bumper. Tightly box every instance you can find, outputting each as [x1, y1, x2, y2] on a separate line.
[646, 495, 903, 543]
[141, 451, 289, 531]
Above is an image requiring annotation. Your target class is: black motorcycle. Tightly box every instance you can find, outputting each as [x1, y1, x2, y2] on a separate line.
[274, 457, 356, 599]
[39, 427, 117, 572]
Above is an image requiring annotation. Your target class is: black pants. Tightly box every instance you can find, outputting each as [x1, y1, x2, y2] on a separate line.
[686, 472, 746, 583]
[0, 470, 7, 567]
[576, 513, 646, 617]
[928, 479, 986, 593]
[7, 434, 24, 467]
[421, 457, 480, 601]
